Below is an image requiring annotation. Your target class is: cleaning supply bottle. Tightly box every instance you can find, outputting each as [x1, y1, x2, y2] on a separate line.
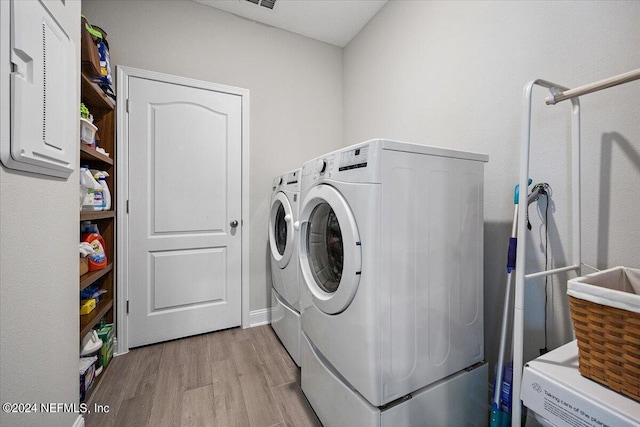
[80, 330, 104, 376]
[81, 221, 99, 234]
[96, 171, 111, 210]
[89, 170, 104, 211]
[81, 223, 107, 271]
[80, 166, 102, 211]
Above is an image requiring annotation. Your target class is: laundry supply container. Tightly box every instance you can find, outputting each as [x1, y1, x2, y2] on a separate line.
[80, 118, 97, 146]
[97, 323, 114, 367]
[79, 356, 97, 401]
[567, 266, 640, 401]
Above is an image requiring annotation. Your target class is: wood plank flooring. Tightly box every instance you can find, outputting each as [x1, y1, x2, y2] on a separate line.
[85, 325, 321, 427]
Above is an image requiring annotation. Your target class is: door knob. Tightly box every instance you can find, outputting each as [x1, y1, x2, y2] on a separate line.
[230, 220, 239, 228]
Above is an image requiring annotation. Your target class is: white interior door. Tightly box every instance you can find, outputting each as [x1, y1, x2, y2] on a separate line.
[127, 75, 242, 348]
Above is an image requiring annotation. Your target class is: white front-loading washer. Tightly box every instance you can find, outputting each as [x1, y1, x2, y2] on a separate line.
[269, 168, 302, 366]
[298, 139, 489, 426]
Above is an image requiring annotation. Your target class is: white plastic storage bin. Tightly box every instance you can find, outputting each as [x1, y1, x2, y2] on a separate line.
[80, 118, 97, 146]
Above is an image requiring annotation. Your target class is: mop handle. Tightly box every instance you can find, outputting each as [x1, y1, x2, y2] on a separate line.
[507, 180, 531, 273]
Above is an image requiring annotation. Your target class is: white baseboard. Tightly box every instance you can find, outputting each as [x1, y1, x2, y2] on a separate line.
[249, 307, 273, 327]
[72, 415, 85, 427]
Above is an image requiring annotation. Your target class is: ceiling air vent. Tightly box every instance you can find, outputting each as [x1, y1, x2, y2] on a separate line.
[245, 0, 276, 10]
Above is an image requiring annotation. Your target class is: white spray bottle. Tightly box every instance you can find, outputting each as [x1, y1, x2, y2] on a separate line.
[80, 166, 103, 211]
[97, 171, 111, 210]
[90, 170, 110, 210]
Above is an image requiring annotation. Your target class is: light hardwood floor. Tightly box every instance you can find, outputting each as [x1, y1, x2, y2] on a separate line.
[85, 325, 322, 427]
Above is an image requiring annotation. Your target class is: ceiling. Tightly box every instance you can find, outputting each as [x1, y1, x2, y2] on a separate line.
[193, 0, 388, 47]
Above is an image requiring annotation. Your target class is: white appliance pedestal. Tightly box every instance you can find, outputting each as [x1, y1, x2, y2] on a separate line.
[271, 289, 301, 366]
[301, 333, 488, 427]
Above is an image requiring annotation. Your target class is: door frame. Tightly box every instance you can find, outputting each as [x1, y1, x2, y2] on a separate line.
[115, 66, 250, 354]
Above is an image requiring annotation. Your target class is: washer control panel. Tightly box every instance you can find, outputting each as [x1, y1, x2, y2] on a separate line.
[339, 145, 369, 171]
[315, 158, 328, 174]
[304, 144, 371, 183]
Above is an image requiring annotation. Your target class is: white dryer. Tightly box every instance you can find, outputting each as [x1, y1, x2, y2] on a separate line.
[269, 168, 302, 366]
[298, 139, 489, 426]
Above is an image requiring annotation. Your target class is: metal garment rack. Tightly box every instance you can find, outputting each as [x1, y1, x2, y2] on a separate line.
[512, 68, 640, 427]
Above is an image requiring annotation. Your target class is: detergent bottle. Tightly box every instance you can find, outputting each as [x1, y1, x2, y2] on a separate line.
[81, 221, 98, 234]
[95, 171, 111, 210]
[90, 170, 105, 211]
[80, 166, 103, 211]
[81, 223, 107, 271]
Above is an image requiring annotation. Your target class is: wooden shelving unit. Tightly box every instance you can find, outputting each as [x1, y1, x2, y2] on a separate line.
[80, 263, 114, 291]
[80, 70, 116, 401]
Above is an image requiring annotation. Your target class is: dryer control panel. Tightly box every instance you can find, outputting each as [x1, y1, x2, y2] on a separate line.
[273, 168, 301, 192]
[286, 170, 299, 185]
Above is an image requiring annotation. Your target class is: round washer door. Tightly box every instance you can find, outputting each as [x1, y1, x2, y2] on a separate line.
[269, 192, 295, 269]
[299, 184, 361, 314]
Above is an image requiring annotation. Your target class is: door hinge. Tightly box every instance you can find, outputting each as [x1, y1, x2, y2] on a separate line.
[126, 200, 129, 213]
[126, 98, 129, 113]
[126, 300, 129, 314]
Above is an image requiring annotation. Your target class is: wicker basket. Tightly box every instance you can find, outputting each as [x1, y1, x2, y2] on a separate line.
[567, 266, 640, 402]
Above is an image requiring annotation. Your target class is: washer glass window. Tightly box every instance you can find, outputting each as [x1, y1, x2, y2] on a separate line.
[274, 203, 287, 256]
[307, 203, 343, 293]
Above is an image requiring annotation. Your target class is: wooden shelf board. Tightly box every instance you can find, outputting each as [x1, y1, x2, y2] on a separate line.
[80, 210, 115, 221]
[80, 145, 114, 166]
[80, 263, 114, 291]
[81, 72, 115, 112]
[80, 298, 114, 338]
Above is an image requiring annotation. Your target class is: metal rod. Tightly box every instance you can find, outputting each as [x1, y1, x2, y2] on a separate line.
[545, 68, 640, 105]
[512, 78, 572, 427]
[524, 264, 580, 280]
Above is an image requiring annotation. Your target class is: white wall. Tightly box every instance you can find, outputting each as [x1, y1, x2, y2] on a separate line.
[81, 0, 344, 313]
[0, 2, 81, 426]
[344, 0, 640, 373]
